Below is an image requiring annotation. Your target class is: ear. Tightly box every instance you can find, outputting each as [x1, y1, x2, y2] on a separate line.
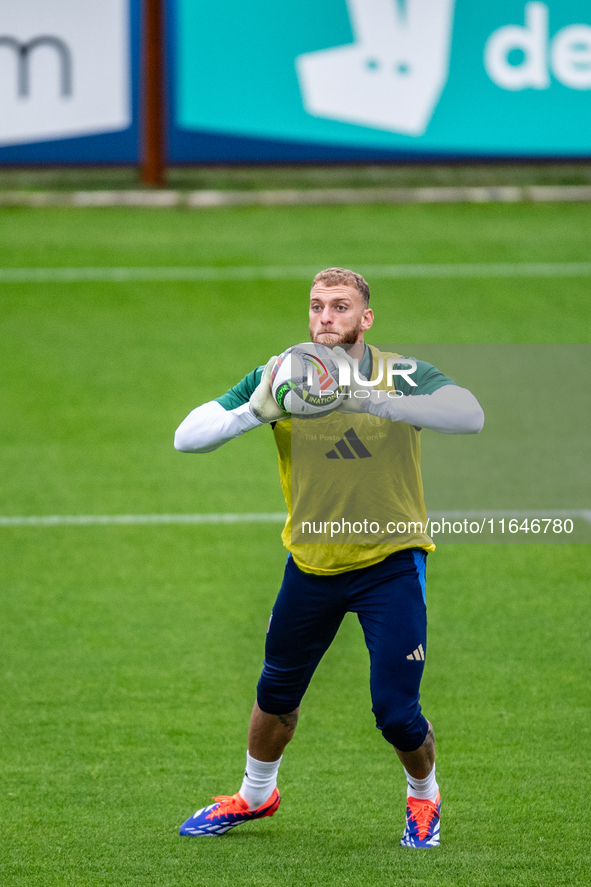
[361, 309, 374, 331]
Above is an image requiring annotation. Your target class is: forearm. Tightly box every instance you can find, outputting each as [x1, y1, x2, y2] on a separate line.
[174, 400, 262, 453]
[362, 384, 484, 434]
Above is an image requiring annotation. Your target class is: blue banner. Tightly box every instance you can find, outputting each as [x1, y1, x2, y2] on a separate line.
[2, 1, 590, 165]
[169, 0, 591, 162]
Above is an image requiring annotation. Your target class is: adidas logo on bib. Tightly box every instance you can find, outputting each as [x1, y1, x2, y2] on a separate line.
[325, 428, 373, 460]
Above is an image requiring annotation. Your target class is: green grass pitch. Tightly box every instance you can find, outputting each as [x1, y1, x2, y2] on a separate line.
[0, 203, 590, 886]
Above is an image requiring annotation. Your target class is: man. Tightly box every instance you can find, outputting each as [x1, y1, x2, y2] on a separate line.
[174, 268, 484, 846]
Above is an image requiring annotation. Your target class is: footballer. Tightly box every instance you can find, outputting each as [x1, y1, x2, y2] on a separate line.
[174, 268, 484, 846]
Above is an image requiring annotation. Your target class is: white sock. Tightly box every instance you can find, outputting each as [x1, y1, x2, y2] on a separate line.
[404, 764, 439, 802]
[239, 751, 282, 810]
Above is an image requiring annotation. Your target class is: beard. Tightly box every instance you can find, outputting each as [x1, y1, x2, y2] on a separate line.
[309, 317, 363, 347]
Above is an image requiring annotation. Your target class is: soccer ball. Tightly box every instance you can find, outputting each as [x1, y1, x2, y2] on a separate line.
[271, 343, 343, 418]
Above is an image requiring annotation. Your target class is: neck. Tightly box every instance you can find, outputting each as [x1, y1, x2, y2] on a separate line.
[348, 340, 366, 361]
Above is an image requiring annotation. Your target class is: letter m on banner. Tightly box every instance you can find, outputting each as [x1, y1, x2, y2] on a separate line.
[0, 0, 130, 147]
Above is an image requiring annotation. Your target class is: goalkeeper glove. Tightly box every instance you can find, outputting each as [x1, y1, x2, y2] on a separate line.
[249, 356, 287, 423]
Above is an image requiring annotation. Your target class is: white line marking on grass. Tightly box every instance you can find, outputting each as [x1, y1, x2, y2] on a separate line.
[0, 513, 287, 527]
[1, 510, 589, 527]
[1, 184, 591, 207]
[1, 263, 591, 283]
[428, 510, 591, 520]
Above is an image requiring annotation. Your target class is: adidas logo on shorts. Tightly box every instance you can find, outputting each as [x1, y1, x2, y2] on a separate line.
[406, 644, 425, 661]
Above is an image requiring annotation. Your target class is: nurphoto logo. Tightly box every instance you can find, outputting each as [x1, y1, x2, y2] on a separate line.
[312, 353, 417, 397]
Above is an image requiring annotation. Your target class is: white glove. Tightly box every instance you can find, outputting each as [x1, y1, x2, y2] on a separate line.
[333, 346, 369, 414]
[249, 356, 287, 423]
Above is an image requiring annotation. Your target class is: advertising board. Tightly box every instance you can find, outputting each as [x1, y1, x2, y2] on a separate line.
[1, 1, 589, 164]
[0, 0, 138, 163]
[170, 0, 591, 162]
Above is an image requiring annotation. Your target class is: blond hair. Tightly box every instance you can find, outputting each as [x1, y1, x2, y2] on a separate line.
[311, 267, 370, 307]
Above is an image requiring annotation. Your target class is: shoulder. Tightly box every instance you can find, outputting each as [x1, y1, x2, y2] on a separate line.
[368, 345, 456, 396]
[214, 366, 264, 410]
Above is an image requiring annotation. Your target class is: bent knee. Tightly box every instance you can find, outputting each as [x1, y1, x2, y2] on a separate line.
[256, 662, 307, 715]
[376, 708, 429, 752]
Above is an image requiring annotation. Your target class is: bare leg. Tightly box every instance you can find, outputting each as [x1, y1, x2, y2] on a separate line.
[247, 700, 299, 762]
[394, 721, 435, 779]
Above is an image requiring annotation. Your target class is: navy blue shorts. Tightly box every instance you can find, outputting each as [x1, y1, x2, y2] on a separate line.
[256, 548, 429, 752]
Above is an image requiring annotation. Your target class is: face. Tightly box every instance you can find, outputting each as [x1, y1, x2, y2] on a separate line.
[309, 284, 374, 347]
